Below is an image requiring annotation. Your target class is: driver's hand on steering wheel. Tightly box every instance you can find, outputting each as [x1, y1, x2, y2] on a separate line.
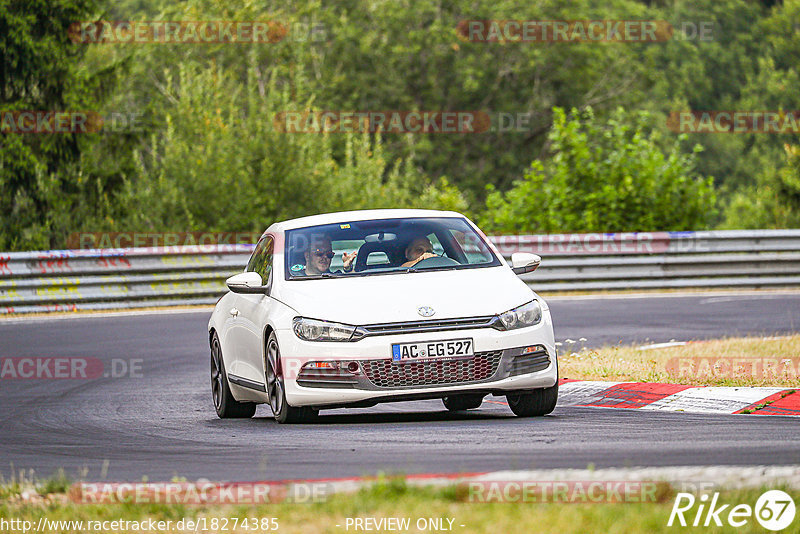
[406, 252, 437, 267]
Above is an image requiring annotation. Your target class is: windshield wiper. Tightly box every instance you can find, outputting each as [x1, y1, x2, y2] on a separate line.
[300, 272, 341, 280]
[405, 265, 463, 274]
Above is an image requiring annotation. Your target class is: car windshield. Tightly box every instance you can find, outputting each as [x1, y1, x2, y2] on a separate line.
[284, 217, 501, 279]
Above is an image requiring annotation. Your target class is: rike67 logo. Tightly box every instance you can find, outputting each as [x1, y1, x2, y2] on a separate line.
[668, 490, 796, 531]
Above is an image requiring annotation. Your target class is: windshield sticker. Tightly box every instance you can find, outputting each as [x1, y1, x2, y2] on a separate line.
[340, 224, 351, 229]
[290, 264, 304, 272]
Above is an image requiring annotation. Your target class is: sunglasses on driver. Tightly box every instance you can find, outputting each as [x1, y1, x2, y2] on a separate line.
[312, 249, 335, 259]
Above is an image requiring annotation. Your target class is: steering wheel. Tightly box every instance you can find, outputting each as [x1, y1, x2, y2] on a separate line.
[412, 255, 460, 268]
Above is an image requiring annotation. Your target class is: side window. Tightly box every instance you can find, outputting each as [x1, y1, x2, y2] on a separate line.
[428, 233, 445, 256]
[247, 235, 274, 286]
[449, 229, 492, 263]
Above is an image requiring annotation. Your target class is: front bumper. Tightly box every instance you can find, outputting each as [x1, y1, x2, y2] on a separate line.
[296, 344, 550, 390]
[275, 317, 557, 408]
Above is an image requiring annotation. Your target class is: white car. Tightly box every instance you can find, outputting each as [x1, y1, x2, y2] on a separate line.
[208, 209, 557, 423]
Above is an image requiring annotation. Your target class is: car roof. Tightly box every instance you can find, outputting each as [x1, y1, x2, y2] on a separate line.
[266, 209, 467, 232]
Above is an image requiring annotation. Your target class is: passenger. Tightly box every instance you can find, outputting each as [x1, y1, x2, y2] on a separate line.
[401, 236, 437, 267]
[302, 236, 356, 275]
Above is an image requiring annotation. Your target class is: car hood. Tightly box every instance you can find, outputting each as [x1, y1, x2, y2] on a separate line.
[273, 266, 537, 325]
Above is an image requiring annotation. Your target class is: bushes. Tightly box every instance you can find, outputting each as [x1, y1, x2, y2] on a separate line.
[110, 60, 466, 235]
[481, 107, 717, 234]
[6, 0, 800, 251]
[721, 143, 800, 229]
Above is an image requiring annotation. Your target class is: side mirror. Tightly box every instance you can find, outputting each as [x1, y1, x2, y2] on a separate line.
[226, 272, 267, 294]
[511, 252, 541, 275]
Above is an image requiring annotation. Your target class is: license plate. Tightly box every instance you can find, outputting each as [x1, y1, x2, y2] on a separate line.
[391, 338, 474, 363]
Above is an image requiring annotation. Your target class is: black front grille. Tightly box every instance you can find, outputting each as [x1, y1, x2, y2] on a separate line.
[296, 368, 359, 388]
[361, 350, 503, 388]
[509, 350, 550, 376]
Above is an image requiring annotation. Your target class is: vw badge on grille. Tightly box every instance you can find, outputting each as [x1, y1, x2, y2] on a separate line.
[417, 306, 435, 317]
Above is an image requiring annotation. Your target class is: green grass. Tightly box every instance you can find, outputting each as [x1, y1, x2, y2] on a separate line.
[560, 335, 800, 387]
[2, 476, 798, 533]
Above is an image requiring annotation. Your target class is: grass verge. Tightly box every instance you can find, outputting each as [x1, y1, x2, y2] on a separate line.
[1, 477, 798, 534]
[559, 334, 800, 387]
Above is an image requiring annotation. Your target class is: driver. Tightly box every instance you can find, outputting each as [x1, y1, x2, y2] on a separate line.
[401, 236, 437, 267]
[303, 235, 357, 275]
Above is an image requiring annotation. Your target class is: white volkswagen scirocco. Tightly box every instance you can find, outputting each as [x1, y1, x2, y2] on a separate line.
[208, 209, 557, 423]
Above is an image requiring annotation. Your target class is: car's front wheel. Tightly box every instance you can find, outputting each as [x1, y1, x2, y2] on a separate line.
[442, 394, 484, 411]
[266, 332, 318, 424]
[210, 332, 257, 419]
[506, 382, 558, 417]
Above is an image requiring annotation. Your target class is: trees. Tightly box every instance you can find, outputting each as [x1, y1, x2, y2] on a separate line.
[481, 107, 716, 234]
[0, 0, 103, 249]
[108, 60, 465, 234]
[722, 143, 800, 229]
[3, 0, 800, 251]
[1, 0, 467, 249]
[275, 0, 664, 197]
[718, 0, 800, 229]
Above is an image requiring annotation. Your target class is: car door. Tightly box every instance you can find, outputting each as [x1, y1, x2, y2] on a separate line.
[228, 234, 275, 385]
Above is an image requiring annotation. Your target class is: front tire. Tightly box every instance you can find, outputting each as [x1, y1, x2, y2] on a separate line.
[506, 382, 558, 417]
[442, 394, 484, 411]
[266, 332, 318, 424]
[211, 333, 256, 419]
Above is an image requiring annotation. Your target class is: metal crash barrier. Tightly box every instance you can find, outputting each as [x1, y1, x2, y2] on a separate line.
[1, 230, 799, 314]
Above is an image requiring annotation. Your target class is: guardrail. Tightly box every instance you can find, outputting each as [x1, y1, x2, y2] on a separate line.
[1, 230, 799, 314]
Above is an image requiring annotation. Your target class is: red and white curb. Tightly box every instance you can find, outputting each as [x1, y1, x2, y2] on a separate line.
[556, 380, 799, 416]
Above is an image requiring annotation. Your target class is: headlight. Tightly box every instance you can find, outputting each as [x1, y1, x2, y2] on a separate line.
[495, 300, 542, 330]
[292, 317, 357, 342]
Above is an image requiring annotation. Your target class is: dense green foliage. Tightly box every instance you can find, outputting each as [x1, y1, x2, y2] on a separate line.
[481, 107, 716, 233]
[0, 0, 101, 249]
[1, 0, 799, 249]
[107, 62, 467, 234]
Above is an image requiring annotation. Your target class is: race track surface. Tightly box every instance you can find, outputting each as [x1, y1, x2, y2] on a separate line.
[1, 292, 799, 482]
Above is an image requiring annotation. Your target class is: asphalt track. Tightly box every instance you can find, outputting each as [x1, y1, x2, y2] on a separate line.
[1, 292, 799, 482]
